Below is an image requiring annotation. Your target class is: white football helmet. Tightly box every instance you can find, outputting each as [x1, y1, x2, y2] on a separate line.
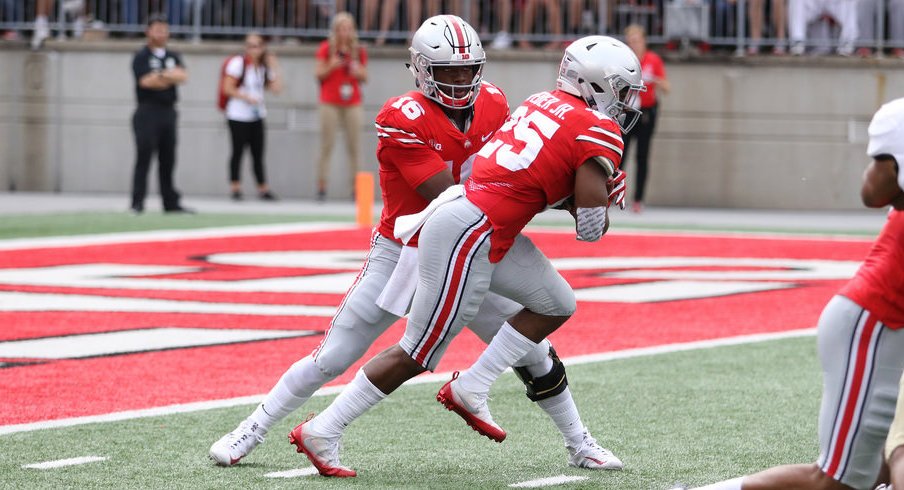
[556, 36, 646, 133]
[408, 15, 486, 109]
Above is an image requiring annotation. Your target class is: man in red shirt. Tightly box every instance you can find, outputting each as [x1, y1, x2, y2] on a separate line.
[211, 16, 617, 475]
[290, 35, 643, 478]
[684, 99, 904, 490]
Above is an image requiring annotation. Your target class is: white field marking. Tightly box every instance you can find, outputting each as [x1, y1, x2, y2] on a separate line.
[264, 467, 320, 478]
[22, 456, 107, 469]
[509, 475, 589, 487]
[0, 328, 817, 436]
[0, 264, 358, 294]
[573, 280, 793, 303]
[0, 327, 318, 359]
[0, 222, 356, 251]
[0, 291, 336, 317]
[526, 224, 876, 242]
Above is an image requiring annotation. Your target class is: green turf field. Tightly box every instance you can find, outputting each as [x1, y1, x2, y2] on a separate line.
[1, 336, 820, 489]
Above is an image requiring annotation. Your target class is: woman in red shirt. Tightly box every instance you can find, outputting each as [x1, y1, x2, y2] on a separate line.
[315, 12, 368, 201]
[624, 24, 669, 213]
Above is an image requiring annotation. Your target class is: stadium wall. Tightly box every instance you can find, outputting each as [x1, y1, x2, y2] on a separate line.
[1, 41, 903, 210]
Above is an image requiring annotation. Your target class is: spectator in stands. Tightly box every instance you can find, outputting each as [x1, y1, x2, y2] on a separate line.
[520, 0, 563, 49]
[30, 1, 90, 48]
[857, 0, 904, 57]
[223, 33, 283, 201]
[1, 0, 21, 39]
[748, 0, 787, 54]
[624, 23, 668, 213]
[315, 12, 367, 201]
[130, 14, 191, 214]
[375, 0, 422, 45]
[788, 0, 857, 55]
[486, 0, 514, 48]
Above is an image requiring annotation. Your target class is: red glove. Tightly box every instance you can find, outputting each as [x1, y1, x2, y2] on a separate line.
[607, 170, 627, 210]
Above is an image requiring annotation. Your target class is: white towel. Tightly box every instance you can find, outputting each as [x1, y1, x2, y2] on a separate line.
[393, 185, 465, 244]
[375, 245, 418, 317]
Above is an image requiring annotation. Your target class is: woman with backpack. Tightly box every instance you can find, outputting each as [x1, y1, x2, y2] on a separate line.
[314, 12, 368, 201]
[221, 33, 283, 201]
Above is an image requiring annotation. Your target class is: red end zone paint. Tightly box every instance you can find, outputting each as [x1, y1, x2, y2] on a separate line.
[0, 229, 872, 426]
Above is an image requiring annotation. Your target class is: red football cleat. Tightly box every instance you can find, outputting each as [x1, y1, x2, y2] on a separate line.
[288, 419, 357, 478]
[436, 372, 506, 443]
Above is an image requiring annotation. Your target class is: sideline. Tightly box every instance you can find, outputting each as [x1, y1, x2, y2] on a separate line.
[0, 328, 816, 436]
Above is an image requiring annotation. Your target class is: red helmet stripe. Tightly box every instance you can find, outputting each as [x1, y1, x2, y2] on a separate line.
[446, 15, 467, 54]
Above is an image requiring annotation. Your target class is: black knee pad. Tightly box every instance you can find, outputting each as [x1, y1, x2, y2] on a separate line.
[513, 345, 569, 402]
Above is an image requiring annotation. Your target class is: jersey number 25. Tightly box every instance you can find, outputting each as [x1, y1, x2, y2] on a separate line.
[477, 105, 560, 172]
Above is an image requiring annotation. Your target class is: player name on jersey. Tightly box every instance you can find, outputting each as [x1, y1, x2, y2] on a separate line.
[526, 92, 576, 120]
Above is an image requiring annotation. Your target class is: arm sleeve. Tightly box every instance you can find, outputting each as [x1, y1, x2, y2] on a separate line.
[132, 52, 150, 80]
[573, 120, 625, 171]
[316, 41, 329, 61]
[224, 56, 243, 78]
[379, 144, 447, 190]
[654, 55, 666, 80]
[358, 46, 368, 65]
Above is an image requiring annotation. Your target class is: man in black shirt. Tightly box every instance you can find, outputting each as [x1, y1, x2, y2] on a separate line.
[130, 14, 190, 214]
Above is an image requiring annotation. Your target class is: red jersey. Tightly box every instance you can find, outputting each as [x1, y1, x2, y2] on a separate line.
[316, 41, 367, 106]
[375, 82, 510, 246]
[466, 89, 624, 262]
[638, 50, 666, 109]
[839, 210, 904, 328]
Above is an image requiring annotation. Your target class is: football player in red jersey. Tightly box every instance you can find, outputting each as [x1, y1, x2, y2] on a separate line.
[211, 16, 618, 475]
[686, 100, 904, 490]
[289, 35, 642, 477]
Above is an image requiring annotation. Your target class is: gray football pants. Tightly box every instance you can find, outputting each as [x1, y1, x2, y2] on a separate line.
[312, 230, 552, 377]
[816, 295, 904, 489]
[400, 198, 577, 371]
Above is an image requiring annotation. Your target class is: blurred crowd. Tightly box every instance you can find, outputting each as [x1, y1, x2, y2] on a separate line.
[1, 0, 903, 56]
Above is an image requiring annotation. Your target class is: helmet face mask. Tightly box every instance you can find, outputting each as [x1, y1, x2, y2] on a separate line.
[556, 36, 646, 133]
[409, 15, 486, 109]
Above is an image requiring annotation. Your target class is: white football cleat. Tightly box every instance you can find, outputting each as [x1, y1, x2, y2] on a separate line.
[209, 419, 267, 466]
[436, 372, 506, 442]
[568, 430, 624, 470]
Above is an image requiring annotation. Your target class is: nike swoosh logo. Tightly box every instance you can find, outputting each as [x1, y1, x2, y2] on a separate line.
[480, 132, 494, 142]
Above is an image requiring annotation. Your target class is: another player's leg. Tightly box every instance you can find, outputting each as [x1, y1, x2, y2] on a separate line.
[692, 296, 904, 489]
[209, 234, 402, 466]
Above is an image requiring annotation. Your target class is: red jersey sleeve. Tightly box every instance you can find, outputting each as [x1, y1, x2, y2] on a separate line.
[375, 95, 447, 189]
[571, 114, 625, 172]
[357, 46, 368, 65]
[315, 41, 329, 61]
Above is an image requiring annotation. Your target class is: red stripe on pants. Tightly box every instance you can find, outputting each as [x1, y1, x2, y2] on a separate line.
[824, 313, 880, 478]
[415, 220, 491, 365]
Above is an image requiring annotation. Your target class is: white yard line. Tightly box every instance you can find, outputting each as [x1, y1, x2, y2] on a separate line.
[0, 222, 356, 251]
[22, 456, 107, 469]
[509, 475, 589, 487]
[264, 467, 320, 478]
[0, 328, 815, 436]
